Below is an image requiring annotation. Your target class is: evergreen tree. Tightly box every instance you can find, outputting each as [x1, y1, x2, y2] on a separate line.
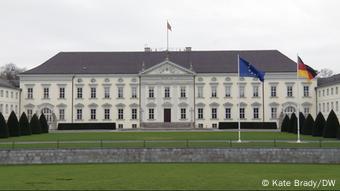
[281, 115, 290, 132]
[323, 110, 339, 138]
[39, 113, 49, 133]
[299, 112, 305, 133]
[0, 113, 9, 138]
[312, 112, 326, 137]
[7, 111, 20, 137]
[30, 114, 41, 134]
[19, 112, 31, 136]
[301, 114, 314, 135]
[289, 113, 297, 133]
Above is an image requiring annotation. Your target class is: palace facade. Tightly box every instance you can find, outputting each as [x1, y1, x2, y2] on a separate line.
[19, 49, 318, 129]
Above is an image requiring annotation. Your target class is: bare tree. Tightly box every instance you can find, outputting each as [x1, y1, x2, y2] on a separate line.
[318, 68, 334, 78]
[0, 63, 26, 81]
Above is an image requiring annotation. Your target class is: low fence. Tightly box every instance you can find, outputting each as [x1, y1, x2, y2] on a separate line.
[0, 139, 340, 149]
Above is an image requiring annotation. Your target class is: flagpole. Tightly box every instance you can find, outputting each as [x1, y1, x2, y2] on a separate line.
[296, 54, 301, 143]
[166, 21, 169, 53]
[237, 54, 241, 143]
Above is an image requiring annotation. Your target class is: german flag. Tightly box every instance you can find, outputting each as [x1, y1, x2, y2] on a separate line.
[298, 56, 318, 80]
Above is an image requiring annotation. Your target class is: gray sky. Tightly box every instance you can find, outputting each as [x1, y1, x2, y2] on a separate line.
[1, 0, 339, 73]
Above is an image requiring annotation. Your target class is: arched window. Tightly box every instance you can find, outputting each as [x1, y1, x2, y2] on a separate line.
[42, 108, 52, 123]
[284, 106, 296, 117]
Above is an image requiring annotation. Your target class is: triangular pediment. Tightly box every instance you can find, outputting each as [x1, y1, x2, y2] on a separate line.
[140, 59, 195, 75]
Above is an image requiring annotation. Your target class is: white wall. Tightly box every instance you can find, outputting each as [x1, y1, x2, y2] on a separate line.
[0, 86, 20, 120]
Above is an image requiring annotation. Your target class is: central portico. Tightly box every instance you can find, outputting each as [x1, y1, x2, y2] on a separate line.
[140, 58, 195, 128]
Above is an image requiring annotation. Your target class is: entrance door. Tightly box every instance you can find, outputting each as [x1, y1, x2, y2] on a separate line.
[164, 109, 171, 122]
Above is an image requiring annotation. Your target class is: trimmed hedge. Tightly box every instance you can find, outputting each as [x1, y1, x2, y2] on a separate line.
[313, 112, 326, 137]
[218, 122, 277, 129]
[280, 115, 290, 132]
[301, 114, 314, 135]
[288, 113, 297, 133]
[19, 112, 31, 136]
[58, 123, 116, 130]
[39, 113, 49, 133]
[0, 113, 9, 138]
[30, 114, 42, 134]
[299, 112, 305, 133]
[7, 111, 20, 137]
[323, 110, 339, 138]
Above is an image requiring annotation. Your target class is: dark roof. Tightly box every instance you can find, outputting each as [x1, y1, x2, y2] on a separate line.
[317, 74, 340, 87]
[0, 78, 19, 89]
[22, 50, 297, 75]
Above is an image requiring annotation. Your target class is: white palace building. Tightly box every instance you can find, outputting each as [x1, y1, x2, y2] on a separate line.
[15, 48, 322, 130]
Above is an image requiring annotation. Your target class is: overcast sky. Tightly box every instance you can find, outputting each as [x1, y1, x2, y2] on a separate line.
[1, 0, 339, 73]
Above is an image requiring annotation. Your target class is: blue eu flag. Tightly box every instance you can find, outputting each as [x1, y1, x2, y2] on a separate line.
[239, 57, 265, 82]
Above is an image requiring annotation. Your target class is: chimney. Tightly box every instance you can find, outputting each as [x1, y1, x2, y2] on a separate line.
[144, 47, 152, 52]
[185, 47, 192, 51]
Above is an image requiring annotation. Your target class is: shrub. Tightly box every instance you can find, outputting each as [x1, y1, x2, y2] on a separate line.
[323, 110, 339, 138]
[7, 111, 20, 137]
[19, 112, 31, 136]
[288, 113, 297, 133]
[299, 112, 305, 133]
[280, 115, 290, 132]
[301, 114, 314, 135]
[0, 113, 9, 138]
[39, 113, 49, 133]
[30, 114, 41, 134]
[313, 112, 326, 137]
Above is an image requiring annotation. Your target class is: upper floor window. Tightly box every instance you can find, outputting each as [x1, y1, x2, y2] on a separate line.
[77, 87, 83, 99]
[225, 86, 231, 97]
[10, 92, 13, 98]
[180, 87, 186, 98]
[271, 86, 277, 97]
[211, 86, 217, 98]
[27, 88, 33, 99]
[197, 87, 203, 98]
[239, 86, 245, 98]
[331, 88, 334, 95]
[15, 92, 18, 99]
[303, 86, 309, 97]
[148, 87, 154, 98]
[327, 88, 329, 96]
[59, 87, 65, 99]
[164, 87, 170, 98]
[5, 91, 8, 98]
[104, 87, 110, 98]
[131, 87, 137, 98]
[90, 87, 96, 99]
[323, 90, 325, 96]
[0, 90, 3, 97]
[253, 86, 259, 97]
[118, 87, 124, 98]
[287, 85, 293, 97]
[43, 88, 49, 99]
[337, 87, 339, 95]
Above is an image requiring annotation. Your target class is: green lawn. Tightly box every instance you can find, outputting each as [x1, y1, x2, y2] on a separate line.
[0, 163, 339, 190]
[0, 131, 339, 149]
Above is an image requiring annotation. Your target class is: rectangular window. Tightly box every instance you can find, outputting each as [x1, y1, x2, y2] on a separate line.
[180, 87, 186, 98]
[5, 104, 8, 114]
[15, 92, 18, 99]
[318, 103, 321, 113]
[322, 103, 325, 112]
[148, 87, 154, 98]
[27, 109, 33, 120]
[240, 108, 245, 119]
[90, 87, 96, 98]
[239, 86, 245, 98]
[180, 108, 186, 119]
[253, 86, 259, 97]
[0, 90, 3, 97]
[118, 124, 123, 129]
[104, 109, 110, 120]
[164, 87, 170, 98]
[211, 108, 217, 119]
[90, 109, 96, 120]
[59, 109, 65, 120]
[197, 87, 203, 98]
[327, 102, 330, 112]
[212, 123, 217, 128]
[318, 90, 321, 97]
[211, 86, 217, 98]
[303, 86, 309, 97]
[287, 86, 293, 97]
[323, 90, 325, 96]
[6, 91, 8, 98]
[118, 109, 124, 119]
[131, 108, 137, 120]
[118, 87, 124, 98]
[336, 87, 339, 95]
[271, 107, 277, 119]
[304, 107, 310, 116]
[327, 88, 329, 96]
[131, 87, 137, 98]
[271, 86, 277, 97]
[59, 87, 65, 99]
[331, 102, 334, 110]
[10, 92, 13, 98]
[43, 88, 49, 99]
[225, 86, 231, 97]
[253, 108, 259, 119]
[198, 123, 204, 128]
[104, 87, 110, 98]
[198, 108, 204, 119]
[132, 124, 137, 128]
[77, 87, 83, 99]
[331, 88, 334, 95]
[148, 108, 154, 120]
[77, 109, 82, 120]
[27, 88, 33, 99]
[225, 108, 231, 119]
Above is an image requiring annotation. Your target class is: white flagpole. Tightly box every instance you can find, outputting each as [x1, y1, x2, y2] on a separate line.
[296, 54, 301, 143]
[237, 54, 241, 143]
[167, 21, 169, 52]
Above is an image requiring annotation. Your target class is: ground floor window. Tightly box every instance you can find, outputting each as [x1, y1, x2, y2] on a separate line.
[77, 109, 82, 120]
[42, 107, 52, 123]
[104, 109, 110, 120]
[211, 108, 217, 119]
[225, 108, 231, 119]
[304, 107, 310, 116]
[118, 109, 124, 120]
[148, 108, 154, 120]
[212, 123, 217, 128]
[27, 109, 33, 120]
[240, 108, 245, 119]
[118, 124, 123, 129]
[90, 109, 96, 120]
[180, 108, 186, 119]
[198, 123, 203, 128]
[132, 124, 137, 128]
[284, 106, 296, 116]
[271, 107, 277, 119]
[131, 108, 137, 120]
[253, 107, 259, 119]
[59, 109, 65, 121]
[198, 108, 204, 119]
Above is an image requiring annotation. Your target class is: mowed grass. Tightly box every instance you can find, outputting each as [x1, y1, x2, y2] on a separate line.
[0, 163, 339, 190]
